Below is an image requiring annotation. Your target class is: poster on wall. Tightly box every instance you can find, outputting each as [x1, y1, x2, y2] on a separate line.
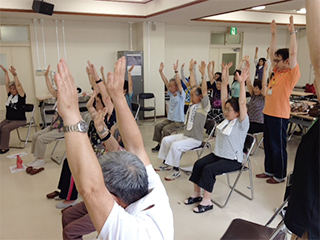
[127, 53, 142, 76]
[0, 54, 8, 85]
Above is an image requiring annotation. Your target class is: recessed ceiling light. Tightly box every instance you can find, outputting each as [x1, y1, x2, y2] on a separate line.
[251, 6, 266, 10]
[296, 8, 306, 14]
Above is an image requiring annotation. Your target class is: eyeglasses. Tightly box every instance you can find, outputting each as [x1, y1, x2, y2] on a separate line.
[273, 59, 283, 63]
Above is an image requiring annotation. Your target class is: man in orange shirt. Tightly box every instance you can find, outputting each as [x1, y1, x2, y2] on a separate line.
[256, 16, 301, 184]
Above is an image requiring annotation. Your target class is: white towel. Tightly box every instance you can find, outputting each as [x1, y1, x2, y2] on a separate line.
[216, 118, 237, 135]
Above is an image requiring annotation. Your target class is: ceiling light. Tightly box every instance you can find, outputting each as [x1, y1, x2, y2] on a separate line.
[296, 8, 306, 14]
[251, 6, 266, 10]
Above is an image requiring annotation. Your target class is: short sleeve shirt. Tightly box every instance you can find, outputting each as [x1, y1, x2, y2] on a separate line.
[98, 165, 174, 240]
[263, 64, 301, 119]
[167, 90, 185, 122]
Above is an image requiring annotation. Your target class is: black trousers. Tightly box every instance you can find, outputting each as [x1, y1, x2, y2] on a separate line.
[58, 158, 78, 201]
[189, 153, 242, 193]
[263, 114, 289, 180]
[248, 122, 264, 134]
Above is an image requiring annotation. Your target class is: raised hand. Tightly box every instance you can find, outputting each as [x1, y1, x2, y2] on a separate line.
[106, 56, 126, 100]
[87, 61, 100, 81]
[54, 59, 81, 125]
[207, 61, 212, 71]
[44, 65, 50, 76]
[288, 15, 295, 32]
[221, 62, 233, 83]
[173, 60, 179, 71]
[189, 59, 194, 71]
[271, 20, 277, 35]
[86, 91, 97, 119]
[237, 67, 250, 83]
[100, 66, 104, 75]
[181, 63, 185, 69]
[199, 61, 206, 75]
[159, 62, 164, 72]
[264, 61, 269, 70]
[93, 107, 109, 134]
[128, 65, 135, 72]
[9, 66, 17, 76]
[255, 47, 259, 53]
[0, 65, 8, 73]
[267, 47, 270, 53]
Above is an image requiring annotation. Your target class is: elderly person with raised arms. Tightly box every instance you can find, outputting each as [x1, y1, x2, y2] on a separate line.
[54, 57, 173, 239]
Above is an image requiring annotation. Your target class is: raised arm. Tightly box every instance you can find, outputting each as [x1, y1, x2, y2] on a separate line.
[193, 60, 199, 85]
[106, 57, 150, 166]
[266, 47, 270, 61]
[288, 16, 298, 69]
[207, 61, 214, 84]
[237, 55, 249, 70]
[173, 60, 183, 94]
[180, 63, 188, 85]
[9, 66, 25, 97]
[254, 47, 259, 63]
[270, 20, 277, 69]
[54, 59, 114, 234]
[261, 61, 268, 97]
[100, 66, 106, 84]
[188, 59, 197, 87]
[87, 61, 114, 118]
[306, 0, 320, 99]
[86, 66, 96, 90]
[159, 62, 169, 89]
[236, 67, 250, 122]
[199, 61, 208, 98]
[127, 65, 134, 95]
[221, 62, 233, 114]
[0, 65, 10, 94]
[245, 60, 254, 96]
[44, 65, 57, 98]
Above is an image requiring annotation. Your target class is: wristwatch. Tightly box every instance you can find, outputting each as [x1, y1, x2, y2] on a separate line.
[63, 120, 89, 133]
[98, 126, 108, 135]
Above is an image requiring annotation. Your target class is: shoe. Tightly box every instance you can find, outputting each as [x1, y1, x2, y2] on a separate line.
[266, 177, 284, 184]
[54, 195, 64, 201]
[0, 149, 9, 154]
[193, 204, 213, 213]
[151, 144, 160, 152]
[27, 159, 45, 167]
[165, 169, 181, 181]
[154, 163, 172, 171]
[46, 191, 60, 199]
[256, 173, 272, 178]
[184, 196, 202, 205]
[26, 166, 33, 174]
[30, 167, 45, 175]
[56, 200, 77, 209]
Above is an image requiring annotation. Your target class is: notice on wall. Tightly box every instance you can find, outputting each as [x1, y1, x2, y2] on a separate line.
[127, 53, 142, 76]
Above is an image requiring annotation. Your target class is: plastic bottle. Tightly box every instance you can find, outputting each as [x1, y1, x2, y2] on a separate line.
[16, 155, 23, 169]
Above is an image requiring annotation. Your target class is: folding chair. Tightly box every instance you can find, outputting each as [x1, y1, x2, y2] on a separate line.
[131, 102, 140, 121]
[10, 103, 37, 149]
[180, 119, 216, 175]
[50, 137, 66, 165]
[137, 93, 156, 124]
[250, 132, 264, 155]
[211, 134, 256, 208]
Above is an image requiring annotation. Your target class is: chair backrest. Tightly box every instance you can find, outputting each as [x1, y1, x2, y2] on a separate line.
[243, 134, 255, 154]
[204, 119, 216, 135]
[25, 104, 34, 112]
[138, 93, 154, 100]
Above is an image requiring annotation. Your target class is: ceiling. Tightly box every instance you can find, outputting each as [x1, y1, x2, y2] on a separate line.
[0, 0, 306, 27]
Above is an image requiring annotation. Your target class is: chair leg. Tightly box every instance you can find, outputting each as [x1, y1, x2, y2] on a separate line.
[50, 140, 65, 165]
[250, 135, 264, 156]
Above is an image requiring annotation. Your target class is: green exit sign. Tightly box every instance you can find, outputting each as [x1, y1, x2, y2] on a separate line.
[230, 27, 237, 35]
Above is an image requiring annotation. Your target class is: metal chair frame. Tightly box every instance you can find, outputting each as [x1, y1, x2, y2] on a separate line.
[131, 102, 141, 121]
[250, 132, 264, 155]
[10, 104, 37, 149]
[137, 93, 156, 124]
[50, 137, 66, 165]
[211, 134, 256, 208]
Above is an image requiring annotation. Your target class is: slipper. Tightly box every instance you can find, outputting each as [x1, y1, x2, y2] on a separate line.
[26, 166, 33, 174]
[193, 204, 213, 213]
[184, 196, 203, 205]
[0, 149, 9, 154]
[46, 191, 60, 199]
[30, 167, 45, 175]
[266, 177, 284, 184]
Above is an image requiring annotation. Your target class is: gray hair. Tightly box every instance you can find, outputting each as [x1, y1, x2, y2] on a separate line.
[169, 78, 177, 86]
[98, 151, 148, 205]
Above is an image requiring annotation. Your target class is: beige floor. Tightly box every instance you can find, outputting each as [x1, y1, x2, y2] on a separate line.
[0, 117, 301, 240]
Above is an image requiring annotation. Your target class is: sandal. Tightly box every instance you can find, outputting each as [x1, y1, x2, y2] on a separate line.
[26, 166, 33, 174]
[30, 167, 45, 175]
[184, 196, 202, 205]
[0, 149, 9, 154]
[193, 204, 213, 213]
[46, 190, 60, 199]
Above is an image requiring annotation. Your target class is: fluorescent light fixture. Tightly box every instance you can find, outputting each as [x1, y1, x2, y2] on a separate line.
[251, 6, 265, 10]
[296, 8, 306, 14]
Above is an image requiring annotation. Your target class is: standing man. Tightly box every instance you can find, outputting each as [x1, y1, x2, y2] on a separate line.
[256, 16, 301, 184]
[152, 61, 185, 152]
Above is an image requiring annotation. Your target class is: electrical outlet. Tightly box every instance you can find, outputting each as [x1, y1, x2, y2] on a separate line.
[36, 69, 43, 76]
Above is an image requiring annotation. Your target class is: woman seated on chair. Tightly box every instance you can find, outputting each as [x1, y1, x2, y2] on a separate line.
[184, 62, 250, 214]
[0, 65, 26, 154]
[155, 60, 210, 181]
[27, 65, 65, 167]
[245, 60, 267, 134]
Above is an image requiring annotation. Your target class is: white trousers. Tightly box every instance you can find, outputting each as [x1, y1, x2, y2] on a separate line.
[158, 133, 202, 168]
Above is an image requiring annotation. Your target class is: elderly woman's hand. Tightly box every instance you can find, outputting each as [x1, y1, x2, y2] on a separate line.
[93, 107, 109, 134]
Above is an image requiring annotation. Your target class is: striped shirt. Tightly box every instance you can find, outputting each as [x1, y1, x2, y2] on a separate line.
[247, 95, 265, 124]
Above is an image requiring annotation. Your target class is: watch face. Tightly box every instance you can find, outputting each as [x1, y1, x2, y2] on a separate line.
[79, 120, 89, 132]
